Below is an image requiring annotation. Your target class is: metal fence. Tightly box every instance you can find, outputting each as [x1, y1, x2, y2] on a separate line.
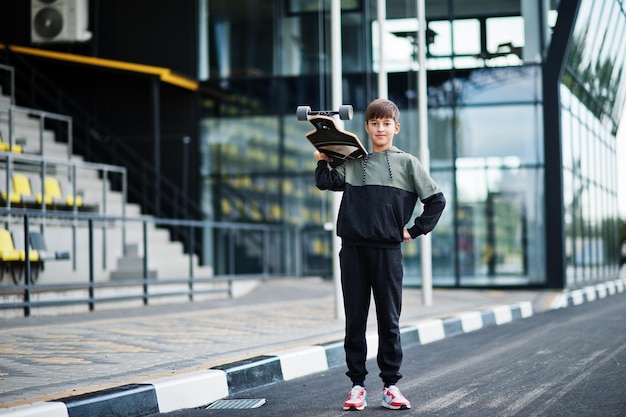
[0, 209, 332, 317]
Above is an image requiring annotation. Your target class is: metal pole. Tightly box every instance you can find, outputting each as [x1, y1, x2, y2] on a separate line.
[330, 0, 344, 320]
[23, 215, 31, 317]
[188, 224, 194, 301]
[377, 0, 388, 98]
[143, 221, 149, 306]
[102, 168, 108, 266]
[152, 78, 161, 216]
[122, 168, 127, 252]
[182, 136, 190, 218]
[417, 0, 433, 305]
[88, 219, 95, 311]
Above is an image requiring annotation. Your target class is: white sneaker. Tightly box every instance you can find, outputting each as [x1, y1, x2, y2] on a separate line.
[381, 385, 411, 410]
[343, 385, 367, 411]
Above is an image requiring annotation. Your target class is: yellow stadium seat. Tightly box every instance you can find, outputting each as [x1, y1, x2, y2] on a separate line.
[0, 132, 23, 153]
[0, 229, 21, 262]
[35, 177, 84, 207]
[0, 229, 40, 285]
[0, 174, 37, 205]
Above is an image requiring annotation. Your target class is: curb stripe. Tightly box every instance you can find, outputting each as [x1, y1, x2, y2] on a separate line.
[365, 334, 380, 360]
[149, 370, 228, 413]
[415, 319, 445, 344]
[320, 340, 344, 368]
[273, 346, 328, 381]
[459, 311, 484, 333]
[517, 301, 534, 318]
[212, 356, 283, 395]
[552, 278, 626, 310]
[442, 317, 464, 337]
[492, 305, 513, 324]
[59, 384, 158, 417]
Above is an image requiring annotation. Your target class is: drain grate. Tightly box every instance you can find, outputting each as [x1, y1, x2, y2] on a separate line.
[206, 398, 267, 410]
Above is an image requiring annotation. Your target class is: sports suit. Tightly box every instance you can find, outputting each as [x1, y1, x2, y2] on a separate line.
[315, 146, 445, 386]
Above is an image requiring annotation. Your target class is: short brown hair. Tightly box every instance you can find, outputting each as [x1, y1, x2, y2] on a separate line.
[365, 99, 400, 124]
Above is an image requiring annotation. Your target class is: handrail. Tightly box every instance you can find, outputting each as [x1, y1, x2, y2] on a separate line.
[0, 150, 126, 179]
[0, 209, 326, 316]
[0, 150, 127, 215]
[0, 101, 73, 158]
[0, 151, 128, 267]
[4, 44, 199, 92]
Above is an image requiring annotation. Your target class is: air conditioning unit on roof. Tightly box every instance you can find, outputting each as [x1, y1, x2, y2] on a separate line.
[31, 0, 92, 44]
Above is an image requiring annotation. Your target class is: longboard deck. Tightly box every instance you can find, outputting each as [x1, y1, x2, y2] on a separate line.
[305, 116, 368, 168]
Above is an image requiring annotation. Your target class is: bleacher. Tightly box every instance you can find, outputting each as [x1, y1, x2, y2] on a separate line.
[0, 65, 224, 312]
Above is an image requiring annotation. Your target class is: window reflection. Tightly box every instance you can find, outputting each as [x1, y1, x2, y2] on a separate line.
[561, 65, 621, 283]
[196, 0, 621, 287]
[453, 165, 543, 285]
[455, 105, 542, 164]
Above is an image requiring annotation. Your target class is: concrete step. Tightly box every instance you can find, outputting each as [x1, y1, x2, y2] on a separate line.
[1, 102, 213, 284]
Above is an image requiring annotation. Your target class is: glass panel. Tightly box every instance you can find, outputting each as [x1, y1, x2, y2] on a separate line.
[452, 18, 480, 55]
[561, 62, 621, 285]
[386, 106, 454, 168]
[586, 0, 612, 72]
[341, 14, 366, 73]
[428, 107, 455, 168]
[431, 170, 455, 281]
[564, 166, 575, 279]
[372, 18, 420, 73]
[404, 169, 455, 286]
[287, 0, 361, 14]
[454, 165, 544, 285]
[570, 104, 581, 172]
[428, 20, 453, 70]
[484, 16, 524, 67]
[208, 1, 277, 79]
[456, 65, 542, 105]
[566, 0, 626, 129]
[202, 117, 280, 223]
[571, 0, 606, 80]
[605, 4, 626, 123]
[455, 104, 542, 164]
[561, 105, 572, 170]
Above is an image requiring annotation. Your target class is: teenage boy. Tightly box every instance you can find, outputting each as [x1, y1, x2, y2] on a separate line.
[314, 98, 445, 411]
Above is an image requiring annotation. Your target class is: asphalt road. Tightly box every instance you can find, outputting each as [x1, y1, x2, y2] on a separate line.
[150, 293, 626, 416]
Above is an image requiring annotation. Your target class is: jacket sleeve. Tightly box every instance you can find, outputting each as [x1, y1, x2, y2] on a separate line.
[407, 192, 446, 238]
[315, 160, 345, 191]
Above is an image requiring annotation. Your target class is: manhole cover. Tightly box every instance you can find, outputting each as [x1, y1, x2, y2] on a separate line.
[206, 399, 267, 410]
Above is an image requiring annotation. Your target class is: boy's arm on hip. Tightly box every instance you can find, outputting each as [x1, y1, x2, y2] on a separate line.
[407, 192, 446, 238]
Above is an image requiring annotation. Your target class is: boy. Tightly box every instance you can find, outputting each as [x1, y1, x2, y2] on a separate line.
[314, 98, 445, 411]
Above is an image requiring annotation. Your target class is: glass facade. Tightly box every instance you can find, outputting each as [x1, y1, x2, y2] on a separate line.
[560, 0, 625, 286]
[198, 0, 623, 287]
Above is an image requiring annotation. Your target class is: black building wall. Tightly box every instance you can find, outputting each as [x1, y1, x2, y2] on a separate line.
[0, 0, 202, 222]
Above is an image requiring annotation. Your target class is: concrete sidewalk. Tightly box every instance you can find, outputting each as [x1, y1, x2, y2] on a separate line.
[0, 276, 624, 416]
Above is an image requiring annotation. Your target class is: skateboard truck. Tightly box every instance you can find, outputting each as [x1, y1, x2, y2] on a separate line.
[296, 105, 354, 121]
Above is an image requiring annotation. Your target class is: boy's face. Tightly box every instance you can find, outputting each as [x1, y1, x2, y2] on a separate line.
[365, 118, 400, 152]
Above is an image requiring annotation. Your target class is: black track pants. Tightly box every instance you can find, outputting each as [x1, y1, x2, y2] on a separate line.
[340, 245, 404, 386]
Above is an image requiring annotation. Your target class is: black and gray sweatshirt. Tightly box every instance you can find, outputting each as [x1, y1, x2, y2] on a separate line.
[315, 146, 445, 248]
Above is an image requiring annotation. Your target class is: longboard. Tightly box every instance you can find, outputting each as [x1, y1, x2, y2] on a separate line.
[297, 105, 368, 168]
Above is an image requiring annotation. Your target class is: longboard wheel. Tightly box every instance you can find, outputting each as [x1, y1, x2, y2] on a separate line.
[296, 106, 311, 121]
[338, 105, 353, 120]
